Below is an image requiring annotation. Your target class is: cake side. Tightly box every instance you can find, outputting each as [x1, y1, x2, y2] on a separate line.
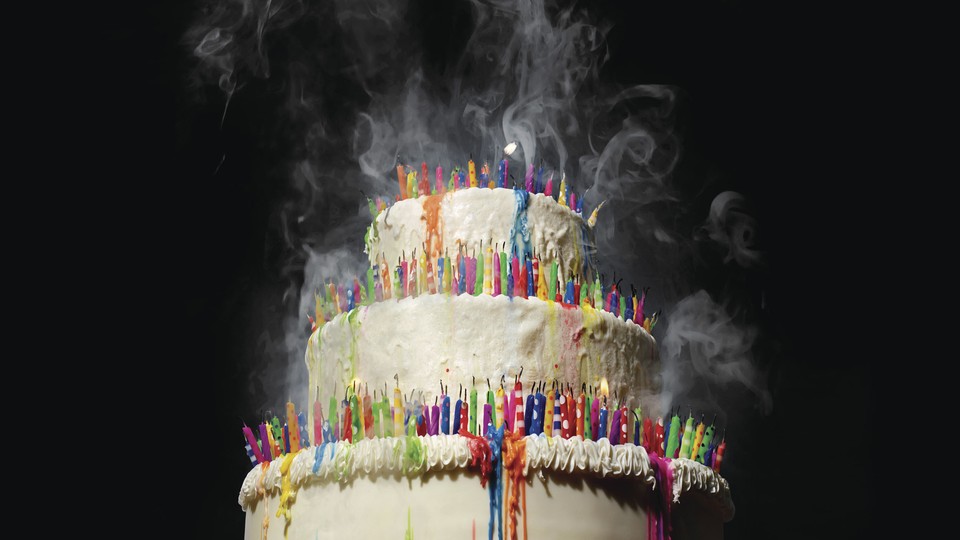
[366, 188, 596, 283]
[305, 293, 661, 433]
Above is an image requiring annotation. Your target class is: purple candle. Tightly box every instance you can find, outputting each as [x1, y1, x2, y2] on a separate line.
[611, 409, 622, 444]
[430, 404, 440, 435]
[524, 164, 534, 192]
[482, 403, 492, 437]
[243, 424, 266, 463]
[259, 422, 272, 461]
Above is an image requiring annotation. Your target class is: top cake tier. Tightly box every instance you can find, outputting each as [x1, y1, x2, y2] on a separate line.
[366, 188, 596, 283]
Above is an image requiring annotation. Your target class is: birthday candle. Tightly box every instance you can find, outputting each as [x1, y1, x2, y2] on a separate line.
[371, 398, 381, 439]
[453, 391, 463, 433]
[713, 436, 726, 473]
[460, 396, 470, 434]
[313, 397, 323, 446]
[524, 163, 534, 192]
[610, 408, 622, 444]
[297, 411, 311, 448]
[242, 424, 266, 463]
[520, 257, 537, 298]
[511, 253, 520, 298]
[598, 400, 608, 439]
[393, 385, 404, 437]
[486, 386, 497, 429]
[363, 390, 374, 439]
[480, 162, 490, 188]
[548, 259, 558, 301]
[558, 389, 568, 438]
[593, 276, 603, 309]
[632, 409, 641, 446]
[544, 174, 553, 197]
[690, 415, 707, 459]
[483, 247, 492, 295]
[569, 192, 577, 213]
[643, 417, 654, 454]
[564, 278, 574, 304]
[678, 411, 697, 459]
[535, 160, 544, 193]
[328, 396, 339, 442]
[408, 255, 419, 298]
[513, 379, 524, 436]
[536, 258, 548, 300]
[655, 417, 666, 457]
[502, 390, 512, 432]
[492, 248, 501, 296]
[497, 159, 506, 188]
[282, 403, 299, 453]
[474, 245, 483, 295]
[350, 392, 362, 441]
[499, 251, 508, 297]
[470, 384, 478, 436]
[619, 404, 629, 446]
[558, 173, 567, 208]
[419, 250, 428, 296]
[458, 169, 467, 190]
[441, 393, 451, 435]
[282, 423, 291, 454]
[666, 409, 682, 458]
[346, 287, 355, 311]
[468, 158, 477, 187]
[436, 165, 444, 195]
[381, 259, 391, 300]
[426, 257, 436, 294]
[482, 403, 492, 436]
[574, 277, 581, 305]
[243, 439, 258, 465]
[524, 390, 534, 435]
[407, 170, 417, 199]
[397, 163, 406, 200]
[458, 251, 466, 294]
[430, 402, 440, 435]
[259, 422, 272, 461]
[449, 168, 458, 192]
[465, 253, 476, 297]
[553, 389, 562, 435]
[495, 386, 505, 428]
[590, 393, 599, 441]
[576, 390, 585, 438]
[338, 284, 347, 313]
[696, 419, 716, 464]
[443, 253, 452, 294]
[267, 419, 282, 457]
[518, 256, 528, 299]
[619, 295, 626, 320]
[417, 400, 428, 436]
[583, 394, 592, 441]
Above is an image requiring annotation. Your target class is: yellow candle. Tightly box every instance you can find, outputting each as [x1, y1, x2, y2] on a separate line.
[494, 386, 505, 428]
[468, 158, 477, 188]
[286, 402, 300, 453]
[393, 386, 404, 436]
[483, 246, 493, 295]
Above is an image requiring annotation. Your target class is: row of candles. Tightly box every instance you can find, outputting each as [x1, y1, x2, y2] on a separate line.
[391, 156, 588, 218]
[308, 248, 659, 333]
[241, 377, 726, 474]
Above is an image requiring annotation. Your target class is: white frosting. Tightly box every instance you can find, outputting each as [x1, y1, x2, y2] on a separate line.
[305, 294, 661, 433]
[239, 436, 733, 523]
[366, 188, 594, 281]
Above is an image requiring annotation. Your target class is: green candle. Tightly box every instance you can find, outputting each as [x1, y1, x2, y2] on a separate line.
[475, 249, 484, 296]
[696, 421, 716, 464]
[443, 255, 452, 294]
[619, 295, 626, 319]
[499, 251, 508, 295]
[351, 393, 362, 440]
[593, 276, 602, 307]
[372, 399, 381, 438]
[381, 393, 393, 437]
[470, 385, 478, 435]
[329, 396, 338, 440]
[487, 389, 497, 429]
[366, 268, 375, 306]
[679, 412, 696, 459]
[665, 410, 682, 458]
[549, 260, 558, 300]
[584, 395, 593, 440]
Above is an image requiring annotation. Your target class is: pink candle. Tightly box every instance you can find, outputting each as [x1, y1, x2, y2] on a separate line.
[436, 165, 444, 195]
[313, 399, 323, 446]
[400, 257, 409, 298]
[511, 254, 520, 297]
[242, 424, 266, 463]
[492, 247, 501, 296]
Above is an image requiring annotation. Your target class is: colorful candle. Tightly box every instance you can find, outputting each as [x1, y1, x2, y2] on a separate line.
[329, 396, 339, 442]
[453, 392, 463, 433]
[492, 248, 501, 296]
[544, 174, 553, 197]
[543, 388, 554, 436]
[436, 165, 444, 195]
[655, 417, 665, 457]
[526, 257, 535, 298]
[610, 408, 622, 444]
[242, 423, 266, 463]
[259, 422, 272, 461]
[350, 392, 362, 440]
[441, 393, 451, 435]
[564, 278, 574, 304]
[499, 251, 508, 297]
[642, 417, 654, 454]
[407, 170, 416, 199]
[482, 403, 492, 436]
[518, 256, 528, 299]
[430, 402, 440, 436]
[497, 159, 506, 188]
[535, 160, 544, 193]
[619, 405, 629, 445]
[495, 386, 505, 428]
[696, 419, 716, 464]
[590, 393, 599, 441]
[598, 400, 608, 440]
[576, 390, 585, 438]
[313, 397, 323, 446]
[513, 379, 524, 436]
[548, 259, 558, 301]
[524, 390, 534, 435]
[297, 411, 311, 447]
[665, 409, 682, 458]
[460, 397, 470, 434]
[393, 385, 404, 436]
[363, 390, 374, 439]
[558, 173, 567, 208]
[468, 158, 477, 187]
[679, 412, 696, 459]
[713, 436, 726, 473]
[458, 251, 466, 294]
[524, 163, 534, 192]
[487, 387, 497, 429]
[690, 415, 707, 459]
[511, 254, 520, 298]
[421, 162, 429, 196]
[470, 384, 478, 435]
[285, 402, 301, 453]
[502, 390, 512, 432]
[553, 389, 562, 435]
[483, 247, 492, 295]
[443, 253, 452, 294]
[397, 163, 406, 200]
[474, 245, 483, 295]
[632, 410, 641, 446]
[583, 394, 592, 441]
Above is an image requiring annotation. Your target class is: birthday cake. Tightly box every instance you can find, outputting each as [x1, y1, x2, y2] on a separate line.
[238, 170, 734, 539]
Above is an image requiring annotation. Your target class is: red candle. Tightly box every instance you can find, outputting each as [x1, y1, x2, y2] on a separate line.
[619, 404, 629, 445]
[460, 398, 470, 435]
[363, 390, 374, 439]
[574, 277, 581, 305]
[558, 391, 569, 438]
[518, 257, 528, 299]
[421, 162, 429, 195]
[654, 417, 665, 457]
[713, 437, 726, 473]
[342, 402, 353, 443]
[643, 417, 654, 454]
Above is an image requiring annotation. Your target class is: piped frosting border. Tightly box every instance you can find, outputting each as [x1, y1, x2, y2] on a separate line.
[239, 434, 734, 521]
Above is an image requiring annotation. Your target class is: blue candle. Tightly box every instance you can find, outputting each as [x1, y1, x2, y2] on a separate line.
[437, 257, 444, 292]
[633, 412, 641, 446]
[458, 256, 466, 295]
[564, 279, 574, 304]
[536, 161, 544, 194]
[297, 411, 311, 447]
[524, 391, 534, 435]
[553, 389, 562, 434]
[453, 397, 463, 433]
[441, 395, 451, 435]
[536, 387, 547, 434]
[598, 405, 608, 439]
[526, 257, 534, 298]
[283, 424, 291, 454]
[497, 159, 506, 188]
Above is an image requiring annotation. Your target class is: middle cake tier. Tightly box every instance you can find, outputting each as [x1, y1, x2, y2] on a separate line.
[305, 293, 662, 429]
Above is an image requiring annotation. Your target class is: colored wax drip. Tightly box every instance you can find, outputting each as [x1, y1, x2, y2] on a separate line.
[421, 194, 444, 258]
[509, 188, 530, 258]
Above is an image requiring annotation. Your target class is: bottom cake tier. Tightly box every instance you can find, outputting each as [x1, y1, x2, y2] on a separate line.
[239, 435, 733, 539]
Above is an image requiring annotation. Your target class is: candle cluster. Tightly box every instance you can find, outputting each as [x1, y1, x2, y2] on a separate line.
[241, 379, 727, 475]
[392, 156, 585, 214]
[307, 251, 660, 335]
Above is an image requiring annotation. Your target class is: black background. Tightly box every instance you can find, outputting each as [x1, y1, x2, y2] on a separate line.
[120, 1, 874, 537]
